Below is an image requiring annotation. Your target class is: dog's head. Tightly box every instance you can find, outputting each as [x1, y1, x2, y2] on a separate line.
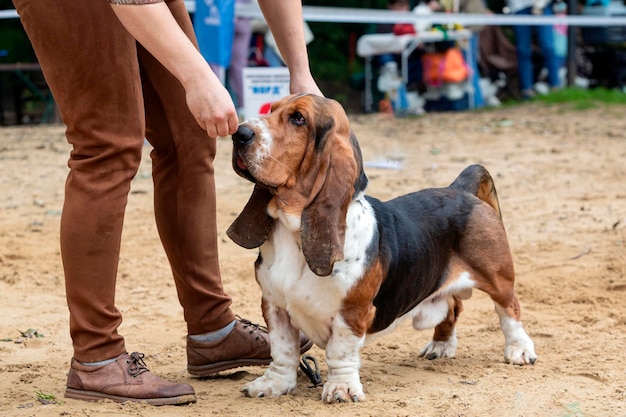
[228, 94, 368, 276]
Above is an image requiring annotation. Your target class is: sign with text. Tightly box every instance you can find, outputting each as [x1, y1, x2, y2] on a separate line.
[242, 67, 290, 119]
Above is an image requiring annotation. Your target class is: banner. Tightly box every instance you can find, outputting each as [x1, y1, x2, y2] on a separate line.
[243, 67, 291, 119]
[193, 0, 235, 68]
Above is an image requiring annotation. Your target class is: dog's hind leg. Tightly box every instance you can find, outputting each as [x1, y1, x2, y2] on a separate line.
[461, 200, 537, 365]
[417, 296, 463, 360]
[471, 263, 537, 365]
[492, 293, 537, 365]
[474, 257, 537, 365]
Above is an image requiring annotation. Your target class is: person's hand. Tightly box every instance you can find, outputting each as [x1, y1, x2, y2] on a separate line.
[184, 70, 239, 138]
[289, 71, 323, 97]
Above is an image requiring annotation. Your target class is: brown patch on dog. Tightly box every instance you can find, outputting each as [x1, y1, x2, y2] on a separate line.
[341, 259, 384, 337]
[432, 297, 464, 342]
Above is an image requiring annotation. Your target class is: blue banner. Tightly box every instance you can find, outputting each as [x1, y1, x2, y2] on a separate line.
[193, 0, 235, 68]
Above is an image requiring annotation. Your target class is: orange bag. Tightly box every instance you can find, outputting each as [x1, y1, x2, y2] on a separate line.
[421, 48, 469, 87]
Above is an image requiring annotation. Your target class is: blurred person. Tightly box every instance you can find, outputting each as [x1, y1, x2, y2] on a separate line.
[506, 0, 561, 99]
[376, 0, 414, 66]
[209, 0, 253, 113]
[427, 0, 490, 107]
[375, 0, 426, 94]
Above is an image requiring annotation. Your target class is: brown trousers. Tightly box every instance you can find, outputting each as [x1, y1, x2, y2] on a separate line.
[13, 0, 235, 362]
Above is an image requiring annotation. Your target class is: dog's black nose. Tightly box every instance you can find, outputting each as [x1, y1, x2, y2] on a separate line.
[232, 125, 255, 146]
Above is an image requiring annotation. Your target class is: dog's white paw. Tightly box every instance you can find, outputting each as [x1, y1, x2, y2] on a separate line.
[418, 335, 458, 360]
[504, 342, 537, 365]
[497, 311, 537, 365]
[242, 372, 296, 398]
[321, 381, 365, 404]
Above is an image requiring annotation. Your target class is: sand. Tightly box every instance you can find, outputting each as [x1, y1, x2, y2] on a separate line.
[1, 102, 625, 417]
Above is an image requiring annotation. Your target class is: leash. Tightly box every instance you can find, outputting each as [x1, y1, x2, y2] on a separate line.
[299, 354, 322, 386]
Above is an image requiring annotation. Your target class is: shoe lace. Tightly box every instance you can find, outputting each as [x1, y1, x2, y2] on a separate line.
[126, 352, 150, 377]
[236, 316, 268, 340]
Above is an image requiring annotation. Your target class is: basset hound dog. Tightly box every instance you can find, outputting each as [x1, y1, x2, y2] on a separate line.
[228, 94, 537, 404]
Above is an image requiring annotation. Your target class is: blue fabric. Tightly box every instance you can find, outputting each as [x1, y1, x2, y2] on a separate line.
[464, 34, 484, 108]
[513, 6, 561, 91]
[194, 0, 235, 68]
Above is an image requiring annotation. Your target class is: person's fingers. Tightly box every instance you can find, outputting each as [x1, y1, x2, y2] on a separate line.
[184, 78, 238, 137]
[216, 112, 235, 137]
[208, 113, 238, 138]
[205, 122, 218, 139]
[216, 121, 229, 138]
[227, 114, 239, 135]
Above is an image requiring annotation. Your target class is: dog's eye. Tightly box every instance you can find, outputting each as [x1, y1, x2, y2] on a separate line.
[290, 111, 306, 126]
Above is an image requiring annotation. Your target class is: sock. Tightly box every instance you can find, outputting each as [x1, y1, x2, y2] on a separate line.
[189, 319, 236, 343]
[79, 358, 116, 367]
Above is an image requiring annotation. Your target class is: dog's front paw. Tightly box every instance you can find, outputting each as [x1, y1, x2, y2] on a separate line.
[418, 336, 458, 360]
[321, 381, 365, 404]
[504, 342, 537, 365]
[242, 372, 297, 398]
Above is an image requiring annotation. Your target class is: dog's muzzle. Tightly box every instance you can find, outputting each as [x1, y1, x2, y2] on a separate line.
[231, 125, 257, 183]
[232, 125, 255, 147]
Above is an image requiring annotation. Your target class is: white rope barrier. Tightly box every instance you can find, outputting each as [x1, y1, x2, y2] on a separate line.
[294, 8, 626, 27]
[265, 4, 626, 27]
[4, 3, 625, 27]
[0, 9, 18, 19]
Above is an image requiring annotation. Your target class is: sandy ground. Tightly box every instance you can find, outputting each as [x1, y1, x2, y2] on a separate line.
[1, 102, 625, 417]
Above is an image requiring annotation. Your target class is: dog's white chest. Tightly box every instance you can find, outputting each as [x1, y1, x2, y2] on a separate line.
[257, 224, 339, 347]
[257, 197, 376, 348]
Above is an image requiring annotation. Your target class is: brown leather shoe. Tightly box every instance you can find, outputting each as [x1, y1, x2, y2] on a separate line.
[187, 317, 313, 376]
[65, 352, 196, 405]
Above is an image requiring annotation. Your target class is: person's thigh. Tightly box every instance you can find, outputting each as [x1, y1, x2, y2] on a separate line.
[13, 0, 144, 139]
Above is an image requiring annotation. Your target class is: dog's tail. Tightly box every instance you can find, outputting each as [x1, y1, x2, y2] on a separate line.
[450, 164, 502, 219]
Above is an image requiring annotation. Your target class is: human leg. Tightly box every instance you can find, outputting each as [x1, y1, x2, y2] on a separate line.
[14, 0, 143, 363]
[14, 0, 195, 404]
[468, 34, 484, 108]
[229, 17, 253, 109]
[537, 6, 561, 88]
[138, 0, 236, 336]
[512, 8, 535, 95]
[137, 0, 310, 373]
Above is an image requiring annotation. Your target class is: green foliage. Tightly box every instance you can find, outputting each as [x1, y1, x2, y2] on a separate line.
[304, 0, 389, 83]
[307, 22, 355, 81]
[19, 328, 44, 338]
[534, 87, 626, 109]
[0, 2, 37, 63]
[36, 391, 61, 405]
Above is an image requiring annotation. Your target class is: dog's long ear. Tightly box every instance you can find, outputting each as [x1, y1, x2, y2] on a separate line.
[227, 184, 274, 249]
[301, 111, 361, 277]
[349, 130, 369, 196]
